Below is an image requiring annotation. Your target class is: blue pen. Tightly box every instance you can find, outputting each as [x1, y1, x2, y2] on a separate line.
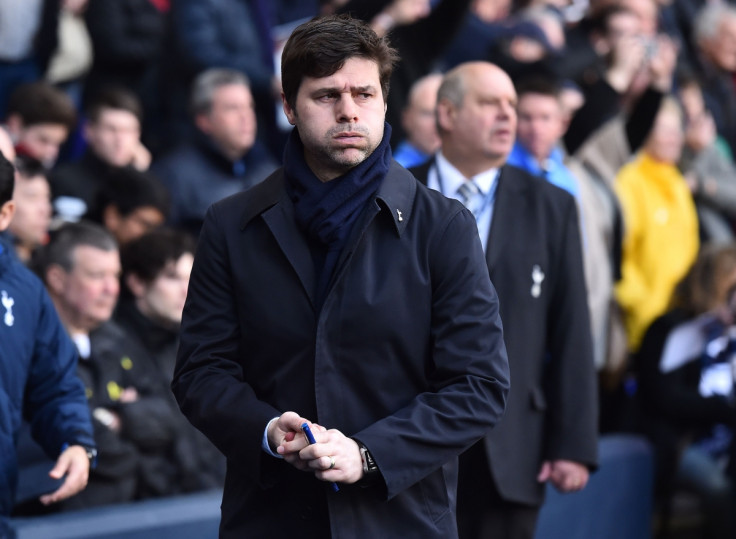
[301, 422, 340, 492]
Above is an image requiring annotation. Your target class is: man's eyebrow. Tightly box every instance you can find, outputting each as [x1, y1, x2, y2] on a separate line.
[310, 84, 378, 95]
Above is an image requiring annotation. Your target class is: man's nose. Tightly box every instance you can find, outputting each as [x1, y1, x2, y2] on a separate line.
[335, 95, 359, 123]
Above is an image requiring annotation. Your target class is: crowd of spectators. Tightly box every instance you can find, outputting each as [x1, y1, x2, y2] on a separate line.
[4, 0, 736, 535]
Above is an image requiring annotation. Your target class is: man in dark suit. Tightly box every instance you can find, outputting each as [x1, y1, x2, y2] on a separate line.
[410, 61, 598, 539]
[171, 17, 510, 539]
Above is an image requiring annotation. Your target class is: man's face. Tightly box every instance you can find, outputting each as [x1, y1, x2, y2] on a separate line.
[58, 246, 121, 330]
[439, 64, 517, 169]
[135, 253, 194, 326]
[9, 174, 51, 249]
[516, 92, 565, 163]
[106, 206, 165, 246]
[85, 109, 141, 167]
[402, 76, 442, 155]
[282, 57, 386, 181]
[197, 84, 257, 159]
[702, 16, 736, 72]
[16, 123, 68, 167]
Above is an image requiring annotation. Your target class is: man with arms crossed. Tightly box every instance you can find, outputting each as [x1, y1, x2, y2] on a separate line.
[172, 15, 509, 539]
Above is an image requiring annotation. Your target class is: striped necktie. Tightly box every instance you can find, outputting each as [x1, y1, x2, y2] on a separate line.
[457, 180, 482, 217]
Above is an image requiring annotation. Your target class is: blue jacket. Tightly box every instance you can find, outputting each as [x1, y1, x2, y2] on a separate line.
[172, 161, 510, 538]
[0, 241, 94, 516]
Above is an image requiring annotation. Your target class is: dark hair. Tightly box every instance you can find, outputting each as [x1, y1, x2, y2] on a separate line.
[92, 168, 170, 221]
[121, 228, 196, 286]
[85, 86, 143, 125]
[6, 82, 77, 132]
[14, 153, 47, 181]
[280, 14, 399, 111]
[515, 75, 561, 100]
[34, 220, 117, 279]
[0, 150, 14, 205]
[670, 243, 736, 316]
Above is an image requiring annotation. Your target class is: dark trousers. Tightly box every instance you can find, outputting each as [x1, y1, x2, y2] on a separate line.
[457, 441, 541, 539]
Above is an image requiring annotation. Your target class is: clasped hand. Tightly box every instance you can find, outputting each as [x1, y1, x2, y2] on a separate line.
[268, 411, 364, 485]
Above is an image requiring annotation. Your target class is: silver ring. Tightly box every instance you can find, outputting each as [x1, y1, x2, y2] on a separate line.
[328, 456, 336, 470]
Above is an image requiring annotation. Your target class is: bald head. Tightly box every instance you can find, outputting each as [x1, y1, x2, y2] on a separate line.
[437, 62, 517, 176]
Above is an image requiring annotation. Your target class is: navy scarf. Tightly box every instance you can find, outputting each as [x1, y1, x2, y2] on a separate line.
[284, 123, 393, 307]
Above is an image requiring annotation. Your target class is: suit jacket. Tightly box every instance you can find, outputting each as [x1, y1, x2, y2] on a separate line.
[172, 161, 510, 538]
[412, 160, 598, 506]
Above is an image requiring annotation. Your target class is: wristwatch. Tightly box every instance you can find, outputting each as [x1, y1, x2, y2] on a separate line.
[356, 441, 379, 477]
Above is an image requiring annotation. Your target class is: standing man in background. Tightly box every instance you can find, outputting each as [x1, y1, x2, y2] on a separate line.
[411, 61, 598, 539]
[173, 15, 509, 539]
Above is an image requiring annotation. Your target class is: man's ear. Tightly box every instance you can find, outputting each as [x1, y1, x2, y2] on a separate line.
[45, 264, 67, 296]
[102, 205, 121, 234]
[125, 273, 147, 299]
[194, 112, 212, 135]
[4, 114, 23, 136]
[436, 98, 456, 133]
[0, 200, 15, 232]
[281, 93, 297, 126]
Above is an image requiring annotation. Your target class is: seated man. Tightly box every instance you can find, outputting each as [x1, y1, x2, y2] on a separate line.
[6, 154, 52, 264]
[115, 229, 226, 497]
[152, 68, 278, 235]
[50, 87, 151, 222]
[89, 167, 169, 246]
[3, 82, 77, 169]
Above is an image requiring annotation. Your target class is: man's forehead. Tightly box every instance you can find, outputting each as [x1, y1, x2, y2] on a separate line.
[301, 58, 381, 88]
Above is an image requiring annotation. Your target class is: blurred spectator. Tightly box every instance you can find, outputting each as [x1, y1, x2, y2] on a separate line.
[33, 221, 141, 510]
[393, 73, 443, 168]
[152, 69, 277, 236]
[3, 82, 76, 168]
[115, 229, 226, 497]
[0, 151, 95, 534]
[508, 76, 580, 200]
[636, 244, 736, 539]
[0, 0, 60, 116]
[442, 0, 512, 70]
[692, 2, 736, 157]
[45, 0, 93, 106]
[166, 0, 277, 151]
[50, 87, 151, 222]
[678, 73, 736, 245]
[0, 127, 16, 163]
[7, 154, 52, 264]
[88, 167, 169, 246]
[614, 97, 699, 354]
[83, 0, 168, 152]
[485, 7, 567, 82]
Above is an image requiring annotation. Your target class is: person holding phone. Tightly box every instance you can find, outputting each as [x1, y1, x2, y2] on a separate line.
[172, 13, 510, 539]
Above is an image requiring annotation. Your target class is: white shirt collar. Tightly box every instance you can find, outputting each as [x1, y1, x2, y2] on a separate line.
[436, 151, 498, 197]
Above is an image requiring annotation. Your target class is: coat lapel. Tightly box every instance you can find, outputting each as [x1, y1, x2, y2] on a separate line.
[242, 173, 316, 308]
[486, 166, 525, 272]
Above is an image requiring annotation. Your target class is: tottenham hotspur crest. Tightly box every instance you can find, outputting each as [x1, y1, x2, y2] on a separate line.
[2, 290, 14, 327]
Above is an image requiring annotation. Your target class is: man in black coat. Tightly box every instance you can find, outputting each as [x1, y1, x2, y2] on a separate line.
[410, 61, 598, 539]
[172, 15, 510, 539]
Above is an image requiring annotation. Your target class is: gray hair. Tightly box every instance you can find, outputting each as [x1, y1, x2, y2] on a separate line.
[189, 68, 251, 116]
[34, 221, 117, 279]
[694, 3, 736, 44]
[436, 70, 466, 134]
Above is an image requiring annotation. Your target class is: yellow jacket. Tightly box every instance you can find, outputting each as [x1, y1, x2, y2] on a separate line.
[614, 153, 699, 351]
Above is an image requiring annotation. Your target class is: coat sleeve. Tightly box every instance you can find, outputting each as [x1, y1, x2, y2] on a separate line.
[543, 194, 599, 467]
[351, 207, 510, 500]
[24, 285, 95, 458]
[172, 203, 282, 478]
